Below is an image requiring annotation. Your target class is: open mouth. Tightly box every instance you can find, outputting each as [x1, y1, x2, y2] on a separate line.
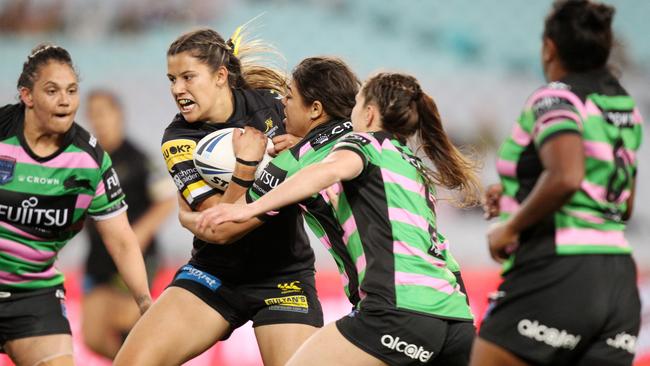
[53, 112, 71, 119]
[177, 99, 196, 113]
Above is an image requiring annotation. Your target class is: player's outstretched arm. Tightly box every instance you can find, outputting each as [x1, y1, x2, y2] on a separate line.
[95, 212, 152, 314]
[197, 149, 364, 229]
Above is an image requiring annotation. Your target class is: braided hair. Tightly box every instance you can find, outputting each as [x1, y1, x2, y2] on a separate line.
[17, 43, 77, 92]
[362, 73, 481, 207]
[167, 27, 286, 94]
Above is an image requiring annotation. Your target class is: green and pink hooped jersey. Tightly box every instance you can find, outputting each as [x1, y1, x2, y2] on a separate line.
[0, 104, 127, 291]
[331, 131, 472, 321]
[497, 70, 643, 265]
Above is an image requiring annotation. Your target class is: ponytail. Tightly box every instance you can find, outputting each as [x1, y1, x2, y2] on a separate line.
[362, 72, 481, 207]
[415, 93, 481, 207]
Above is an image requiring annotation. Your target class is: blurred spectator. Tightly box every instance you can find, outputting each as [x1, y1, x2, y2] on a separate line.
[81, 90, 176, 359]
[0, 0, 65, 33]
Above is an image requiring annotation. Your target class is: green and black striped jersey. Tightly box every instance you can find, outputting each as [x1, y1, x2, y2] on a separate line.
[0, 103, 126, 291]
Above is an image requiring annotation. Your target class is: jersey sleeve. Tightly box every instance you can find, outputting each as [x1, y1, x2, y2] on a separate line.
[88, 152, 128, 221]
[245, 151, 298, 220]
[331, 132, 374, 173]
[252, 89, 286, 139]
[161, 124, 220, 210]
[528, 85, 584, 148]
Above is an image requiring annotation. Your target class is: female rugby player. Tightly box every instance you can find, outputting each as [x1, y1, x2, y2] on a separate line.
[474, 1, 643, 365]
[198, 72, 482, 366]
[114, 27, 323, 366]
[0, 44, 151, 366]
[178, 56, 364, 306]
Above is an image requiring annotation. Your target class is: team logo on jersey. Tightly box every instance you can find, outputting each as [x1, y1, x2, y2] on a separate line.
[0, 155, 16, 185]
[268, 89, 283, 100]
[277, 281, 302, 294]
[102, 168, 124, 201]
[63, 175, 92, 190]
[264, 118, 274, 133]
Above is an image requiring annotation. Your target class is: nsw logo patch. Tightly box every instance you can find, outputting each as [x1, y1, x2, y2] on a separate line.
[0, 155, 16, 185]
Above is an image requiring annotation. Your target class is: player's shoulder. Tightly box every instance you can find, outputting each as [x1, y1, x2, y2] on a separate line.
[70, 123, 106, 167]
[162, 113, 193, 142]
[336, 131, 377, 148]
[241, 88, 284, 109]
[0, 103, 23, 139]
[525, 82, 584, 119]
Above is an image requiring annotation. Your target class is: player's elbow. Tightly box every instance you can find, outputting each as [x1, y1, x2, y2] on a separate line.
[549, 170, 583, 196]
[203, 227, 238, 245]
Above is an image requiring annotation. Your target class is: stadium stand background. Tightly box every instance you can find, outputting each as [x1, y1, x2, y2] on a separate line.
[1, 0, 649, 364]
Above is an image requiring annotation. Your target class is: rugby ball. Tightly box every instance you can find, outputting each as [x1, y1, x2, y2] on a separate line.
[193, 128, 274, 191]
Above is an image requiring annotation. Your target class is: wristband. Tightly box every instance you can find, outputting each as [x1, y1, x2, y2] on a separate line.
[231, 175, 254, 187]
[236, 157, 260, 166]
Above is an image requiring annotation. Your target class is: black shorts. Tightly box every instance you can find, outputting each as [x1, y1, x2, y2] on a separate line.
[0, 285, 71, 352]
[336, 308, 475, 366]
[169, 263, 323, 340]
[479, 255, 640, 366]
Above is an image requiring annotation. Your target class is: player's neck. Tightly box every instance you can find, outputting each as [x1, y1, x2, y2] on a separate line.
[22, 112, 64, 157]
[206, 88, 235, 123]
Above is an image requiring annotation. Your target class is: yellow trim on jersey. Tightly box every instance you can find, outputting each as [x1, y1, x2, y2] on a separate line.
[181, 179, 213, 203]
[162, 139, 196, 171]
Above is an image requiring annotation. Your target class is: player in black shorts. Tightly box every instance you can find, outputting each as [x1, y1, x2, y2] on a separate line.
[177, 57, 363, 303]
[114, 27, 323, 366]
[197, 72, 482, 366]
[472, 1, 642, 365]
[1, 44, 151, 366]
[81, 90, 176, 359]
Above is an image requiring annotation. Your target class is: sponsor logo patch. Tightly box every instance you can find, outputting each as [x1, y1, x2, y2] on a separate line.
[175, 265, 221, 291]
[380, 334, 433, 363]
[264, 295, 308, 313]
[604, 111, 635, 128]
[517, 319, 581, 350]
[0, 192, 75, 231]
[251, 163, 287, 197]
[102, 167, 124, 201]
[606, 332, 637, 354]
[340, 133, 371, 147]
[162, 139, 196, 170]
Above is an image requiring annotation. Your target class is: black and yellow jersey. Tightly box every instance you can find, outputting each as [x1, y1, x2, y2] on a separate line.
[161, 88, 315, 281]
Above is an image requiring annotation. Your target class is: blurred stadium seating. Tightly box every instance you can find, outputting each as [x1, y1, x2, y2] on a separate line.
[1, 0, 648, 364]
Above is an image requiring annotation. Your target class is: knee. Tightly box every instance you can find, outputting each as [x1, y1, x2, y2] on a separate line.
[82, 327, 112, 357]
[114, 343, 155, 366]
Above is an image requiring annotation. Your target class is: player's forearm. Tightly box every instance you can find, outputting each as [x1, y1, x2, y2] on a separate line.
[107, 231, 152, 313]
[179, 210, 212, 241]
[221, 163, 257, 203]
[248, 163, 339, 217]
